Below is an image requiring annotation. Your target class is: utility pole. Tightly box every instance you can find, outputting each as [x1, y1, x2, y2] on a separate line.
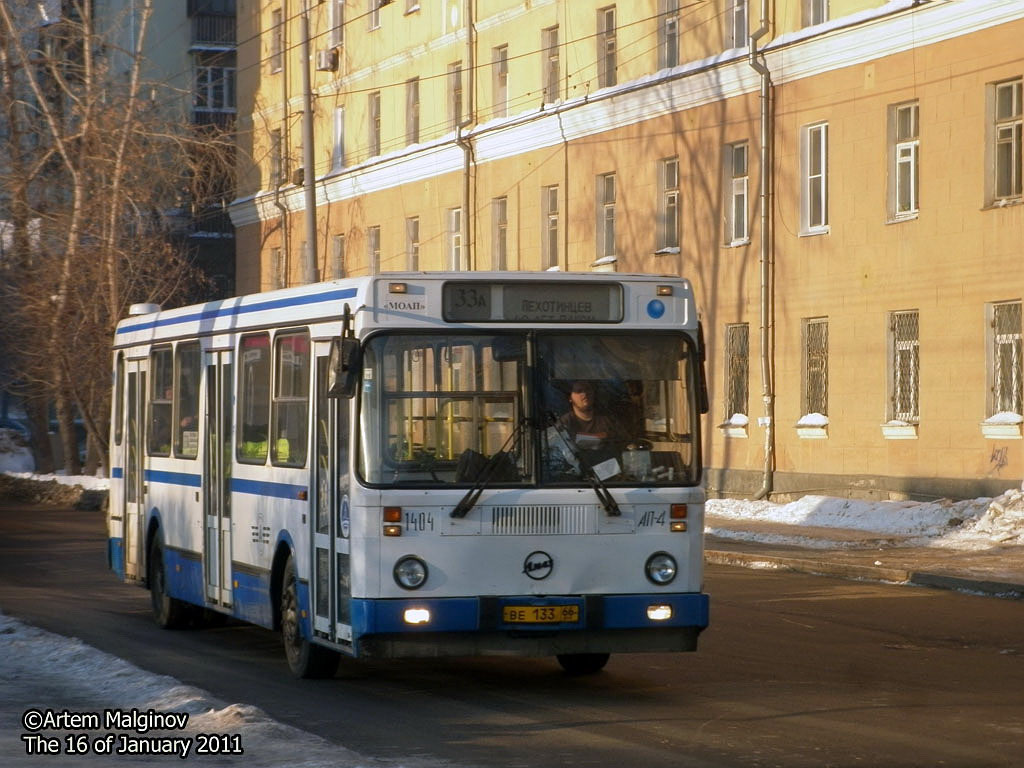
[300, 0, 317, 285]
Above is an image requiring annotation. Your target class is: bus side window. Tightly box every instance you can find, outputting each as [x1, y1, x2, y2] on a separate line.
[238, 333, 271, 463]
[148, 346, 173, 456]
[174, 341, 201, 459]
[272, 330, 310, 468]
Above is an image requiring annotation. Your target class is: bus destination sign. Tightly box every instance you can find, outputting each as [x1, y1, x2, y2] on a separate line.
[443, 282, 623, 323]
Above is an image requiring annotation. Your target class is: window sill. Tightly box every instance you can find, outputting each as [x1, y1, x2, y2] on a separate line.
[405, 3, 421, 14]
[796, 425, 828, 439]
[982, 198, 1023, 212]
[724, 238, 750, 248]
[799, 226, 830, 237]
[881, 422, 918, 439]
[719, 425, 748, 438]
[886, 213, 919, 225]
[980, 421, 1022, 439]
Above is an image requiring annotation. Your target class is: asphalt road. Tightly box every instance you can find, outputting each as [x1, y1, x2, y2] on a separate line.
[1, 501, 1022, 768]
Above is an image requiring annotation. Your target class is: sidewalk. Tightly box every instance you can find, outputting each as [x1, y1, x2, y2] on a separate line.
[705, 514, 1024, 598]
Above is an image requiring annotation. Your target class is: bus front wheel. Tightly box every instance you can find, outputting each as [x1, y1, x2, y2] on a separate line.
[280, 555, 339, 679]
[148, 535, 190, 629]
[556, 653, 610, 675]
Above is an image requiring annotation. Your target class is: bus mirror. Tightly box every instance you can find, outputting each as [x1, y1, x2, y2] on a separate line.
[327, 337, 361, 398]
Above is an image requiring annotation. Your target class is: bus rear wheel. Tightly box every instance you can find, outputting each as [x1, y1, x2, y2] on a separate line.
[280, 555, 339, 679]
[148, 535, 190, 629]
[556, 653, 610, 675]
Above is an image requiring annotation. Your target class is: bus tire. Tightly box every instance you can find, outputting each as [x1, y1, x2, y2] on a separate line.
[556, 653, 610, 675]
[281, 555, 339, 679]
[148, 535, 190, 629]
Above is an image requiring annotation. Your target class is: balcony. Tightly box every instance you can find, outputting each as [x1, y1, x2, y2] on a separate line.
[190, 14, 236, 50]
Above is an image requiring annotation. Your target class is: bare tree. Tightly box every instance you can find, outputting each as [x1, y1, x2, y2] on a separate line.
[0, 0, 233, 475]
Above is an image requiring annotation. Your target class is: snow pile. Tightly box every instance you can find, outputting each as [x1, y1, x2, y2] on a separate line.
[933, 488, 1024, 548]
[0, 428, 33, 473]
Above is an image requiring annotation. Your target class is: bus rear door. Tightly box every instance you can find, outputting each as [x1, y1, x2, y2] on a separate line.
[204, 350, 233, 607]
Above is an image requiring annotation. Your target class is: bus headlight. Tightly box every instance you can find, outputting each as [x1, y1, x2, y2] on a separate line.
[645, 552, 677, 585]
[393, 556, 428, 590]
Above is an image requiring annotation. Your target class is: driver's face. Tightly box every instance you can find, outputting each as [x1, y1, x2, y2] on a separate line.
[570, 382, 594, 408]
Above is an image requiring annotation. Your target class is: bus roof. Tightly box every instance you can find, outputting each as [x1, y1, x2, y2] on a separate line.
[113, 272, 696, 350]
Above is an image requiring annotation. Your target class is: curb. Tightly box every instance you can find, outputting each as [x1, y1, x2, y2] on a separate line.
[705, 549, 1024, 600]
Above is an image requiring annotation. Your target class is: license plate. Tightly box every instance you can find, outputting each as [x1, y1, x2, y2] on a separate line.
[502, 605, 580, 624]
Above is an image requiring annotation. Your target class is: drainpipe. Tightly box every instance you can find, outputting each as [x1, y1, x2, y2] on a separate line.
[455, 0, 475, 270]
[748, 0, 775, 500]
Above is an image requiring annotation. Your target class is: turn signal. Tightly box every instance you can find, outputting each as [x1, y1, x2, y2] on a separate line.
[383, 506, 402, 522]
[670, 504, 688, 519]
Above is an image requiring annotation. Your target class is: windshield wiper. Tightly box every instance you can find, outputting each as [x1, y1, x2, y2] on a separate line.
[450, 417, 528, 519]
[547, 419, 621, 517]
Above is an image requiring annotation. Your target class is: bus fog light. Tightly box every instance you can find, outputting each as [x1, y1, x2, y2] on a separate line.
[671, 521, 687, 532]
[403, 608, 431, 624]
[645, 552, 677, 585]
[647, 604, 673, 621]
[394, 556, 428, 590]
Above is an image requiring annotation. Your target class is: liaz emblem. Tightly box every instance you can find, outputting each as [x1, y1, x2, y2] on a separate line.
[522, 551, 553, 580]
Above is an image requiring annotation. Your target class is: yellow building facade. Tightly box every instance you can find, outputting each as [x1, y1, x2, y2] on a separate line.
[231, 0, 1024, 500]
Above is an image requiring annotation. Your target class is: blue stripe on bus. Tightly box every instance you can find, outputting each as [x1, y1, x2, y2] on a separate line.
[349, 593, 710, 636]
[108, 538, 125, 578]
[115, 287, 358, 335]
[231, 568, 275, 629]
[144, 469, 202, 487]
[111, 467, 124, 479]
[231, 478, 308, 500]
[165, 548, 205, 606]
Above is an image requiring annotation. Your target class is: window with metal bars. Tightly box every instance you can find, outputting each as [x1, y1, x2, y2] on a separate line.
[725, 323, 749, 418]
[802, 318, 828, 416]
[991, 301, 1022, 416]
[889, 310, 919, 422]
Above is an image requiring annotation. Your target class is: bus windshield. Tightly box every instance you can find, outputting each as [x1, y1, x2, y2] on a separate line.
[358, 331, 700, 487]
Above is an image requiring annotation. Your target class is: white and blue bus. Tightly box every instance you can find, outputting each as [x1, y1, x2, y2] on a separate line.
[107, 272, 709, 677]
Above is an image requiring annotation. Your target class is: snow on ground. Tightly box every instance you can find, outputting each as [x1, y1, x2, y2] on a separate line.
[0, 611, 408, 767]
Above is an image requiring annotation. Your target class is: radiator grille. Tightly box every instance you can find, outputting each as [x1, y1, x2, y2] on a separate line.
[488, 505, 591, 535]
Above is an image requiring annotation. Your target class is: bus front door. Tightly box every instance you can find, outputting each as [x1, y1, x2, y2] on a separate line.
[123, 360, 147, 583]
[204, 350, 233, 607]
[312, 354, 353, 649]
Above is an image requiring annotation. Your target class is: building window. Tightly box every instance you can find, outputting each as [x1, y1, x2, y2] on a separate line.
[332, 106, 345, 169]
[369, 0, 383, 30]
[990, 301, 1022, 417]
[597, 172, 617, 260]
[406, 217, 419, 270]
[542, 185, 559, 269]
[731, 0, 747, 48]
[802, 318, 829, 417]
[269, 128, 283, 187]
[804, 0, 828, 26]
[448, 208, 463, 270]
[543, 26, 560, 104]
[406, 78, 420, 145]
[448, 61, 463, 131]
[493, 45, 508, 119]
[369, 91, 381, 157]
[659, 0, 679, 70]
[194, 57, 236, 112]
[802, 122, 828, 233]
[368, 226, 381, 274]
[330, 234, 345, 279]
[597, 7, 617, 89]
[658, 157, 679, 251]
[889, 102, 920, 219]
[725, 141, 748, 244]
[889, 310, 919, 422]
[330, 0, 345, 47]
[725, 323, 749, 420]
[991, 78, 1022, 203]
[270, 246, 285, 289]
[270, 8, 283, 73]
[492, 197, 508, 270]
